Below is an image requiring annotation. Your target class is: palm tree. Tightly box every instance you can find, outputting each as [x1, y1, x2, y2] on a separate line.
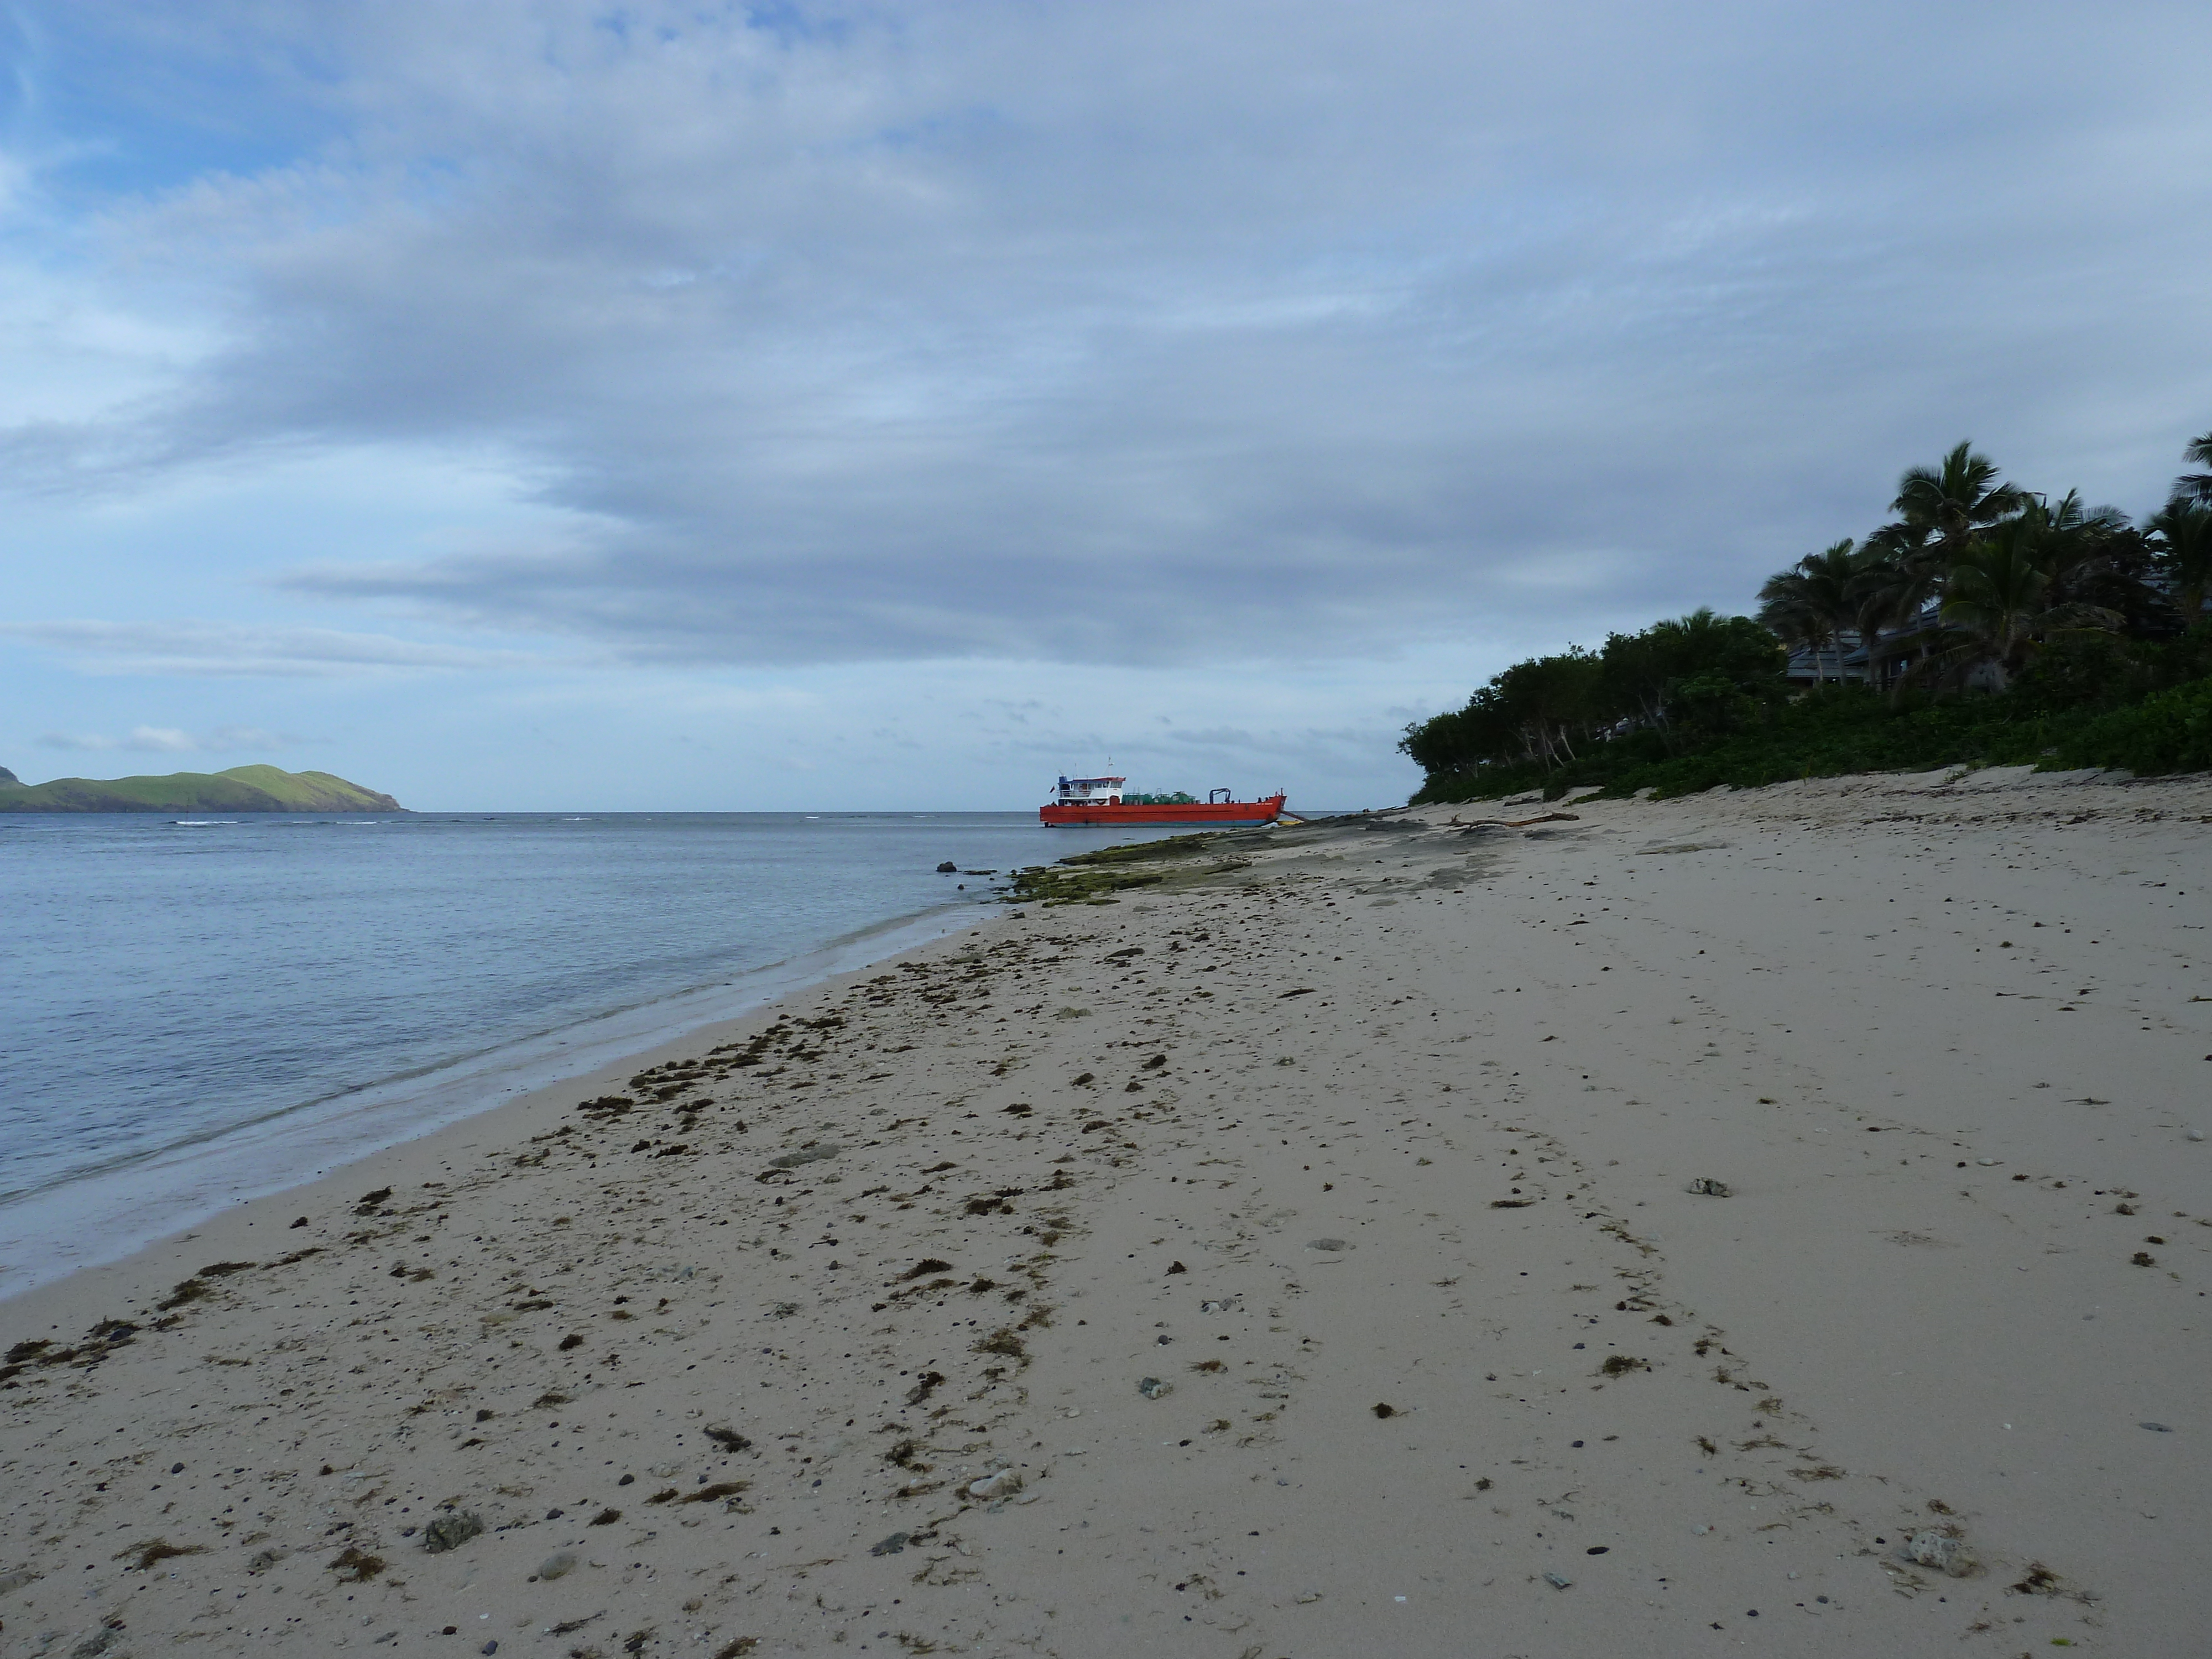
[1937, 514, 2121, 687]
[2145, 498, 2212, 626]
[2177, 431, 2212, 506]
[2037, 488, 2121, 535]
[1759, 539, 1862, 682]
[1849, 521, 1941, 690]
[1758, 575, 1824, 681]
[2034, 490, 2147, 616]
[1892, 442, 2026, 557]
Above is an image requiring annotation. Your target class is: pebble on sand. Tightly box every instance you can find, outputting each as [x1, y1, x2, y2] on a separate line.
[1901, 1530, 1974, 1577]
[421, 1513, 483, 1554]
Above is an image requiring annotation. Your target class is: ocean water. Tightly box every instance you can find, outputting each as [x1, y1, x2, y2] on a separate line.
[0, 810, 1193, 1297]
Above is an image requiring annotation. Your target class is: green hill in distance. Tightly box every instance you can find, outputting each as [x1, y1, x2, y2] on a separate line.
[0, 764, 406, 813]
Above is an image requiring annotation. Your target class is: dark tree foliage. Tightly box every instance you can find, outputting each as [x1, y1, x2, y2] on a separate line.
[1404, 431, 2212, 802]
[1599, 610, 1787, 744]
[1400, 609, 1783, 782]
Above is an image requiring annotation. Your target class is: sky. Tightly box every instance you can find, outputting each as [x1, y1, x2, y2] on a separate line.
[5, 2, 2211, 811]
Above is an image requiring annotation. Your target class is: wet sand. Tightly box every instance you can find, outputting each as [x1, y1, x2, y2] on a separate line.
[3, 768, 2208, 1656]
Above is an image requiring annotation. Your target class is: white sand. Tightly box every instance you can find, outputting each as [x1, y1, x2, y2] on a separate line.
[3, 768, 2208, 1656]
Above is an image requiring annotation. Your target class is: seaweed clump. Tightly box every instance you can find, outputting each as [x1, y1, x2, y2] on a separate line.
[1005, 834, 1249, 906]
[117, 1538, 205, 1572]
[330, 1547, 386, 1581]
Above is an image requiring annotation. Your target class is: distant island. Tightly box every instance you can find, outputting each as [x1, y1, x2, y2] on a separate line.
[0, 764, 406, 813]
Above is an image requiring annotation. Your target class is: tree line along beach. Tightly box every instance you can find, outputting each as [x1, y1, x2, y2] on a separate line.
[1402, 434, 2212, 803]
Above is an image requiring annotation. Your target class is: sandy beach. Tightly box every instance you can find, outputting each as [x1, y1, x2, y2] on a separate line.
[4, 768, 2208, 1657]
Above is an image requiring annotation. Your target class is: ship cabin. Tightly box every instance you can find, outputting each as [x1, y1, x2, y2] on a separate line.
[1053, 775, 1125, 806]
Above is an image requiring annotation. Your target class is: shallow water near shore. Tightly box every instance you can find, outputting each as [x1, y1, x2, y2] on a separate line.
[0, 808, 1188, 1296]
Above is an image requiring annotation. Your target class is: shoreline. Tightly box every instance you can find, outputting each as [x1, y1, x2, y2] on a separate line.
[3, 769, 2206, 1654]
[0, 897, 996, 1303]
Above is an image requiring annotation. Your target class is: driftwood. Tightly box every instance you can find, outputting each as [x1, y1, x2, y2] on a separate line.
[1452, 811, 1580, 832]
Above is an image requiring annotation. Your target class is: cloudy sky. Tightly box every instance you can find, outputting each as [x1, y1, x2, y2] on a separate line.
[6, 2, 2210, 810]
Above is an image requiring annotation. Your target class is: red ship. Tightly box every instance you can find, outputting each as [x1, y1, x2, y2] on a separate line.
[1039, 775, 1288, 827]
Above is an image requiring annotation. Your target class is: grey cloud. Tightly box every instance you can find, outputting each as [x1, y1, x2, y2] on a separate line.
[1, 620, 545, 676]
[15, 1, 2212, 668]
[961, 711, 1397, 781]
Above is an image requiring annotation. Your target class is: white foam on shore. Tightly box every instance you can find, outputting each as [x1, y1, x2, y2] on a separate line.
[0, 901, 985, 1301]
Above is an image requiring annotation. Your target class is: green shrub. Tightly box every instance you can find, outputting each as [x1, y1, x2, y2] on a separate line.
[1411, 676, 2212, 802]
[2055, 677, 2212, 775]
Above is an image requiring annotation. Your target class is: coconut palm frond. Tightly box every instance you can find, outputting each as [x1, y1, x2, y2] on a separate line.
[1938, 524, 2125, 688]
[1892, 442, 2026, 554]
[1849, 545, 1939, 690]
[1940, 536, 2050, 650]
[1757, 541, 1864, 682]
[2178, 430, 2212, 505]
[2146, 498, 2212, 624]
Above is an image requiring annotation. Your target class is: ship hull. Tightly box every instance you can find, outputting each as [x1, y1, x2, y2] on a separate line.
[1039, 794, 1286, 827]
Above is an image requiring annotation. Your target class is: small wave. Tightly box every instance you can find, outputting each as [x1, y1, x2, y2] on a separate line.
[170, 820, 238, 827]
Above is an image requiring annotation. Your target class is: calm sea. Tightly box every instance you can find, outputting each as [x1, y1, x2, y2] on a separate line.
[0, 809, 1194, 1297]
